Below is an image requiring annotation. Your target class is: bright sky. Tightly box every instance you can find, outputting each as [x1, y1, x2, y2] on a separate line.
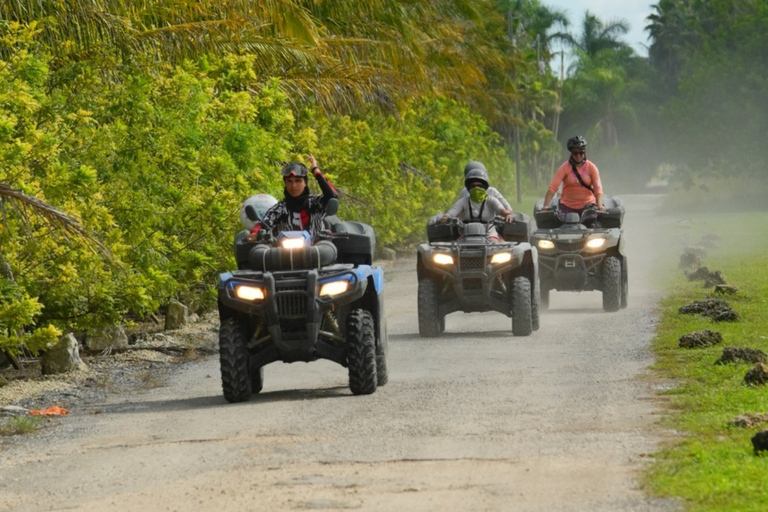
[542, 0, 654, 72]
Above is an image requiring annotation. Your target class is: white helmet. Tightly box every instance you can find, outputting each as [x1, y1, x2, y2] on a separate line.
[239, 194, 278, 230]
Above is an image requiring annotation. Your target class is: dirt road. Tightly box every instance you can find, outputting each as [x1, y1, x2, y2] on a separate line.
[1, 194, 679, 512]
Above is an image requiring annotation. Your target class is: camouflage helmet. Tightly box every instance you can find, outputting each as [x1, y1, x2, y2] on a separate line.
[566, 135, 587, 152]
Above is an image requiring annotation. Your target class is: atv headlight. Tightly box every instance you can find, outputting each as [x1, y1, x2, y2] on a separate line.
[490, 252, 513, 264]
[319, 280, 349, 297]
[277, 231, 311, 250]
[433, 253, 454, 265]
[586, 237, 606, 249]
[235, 285, 265, 301]
[281, 238, 306, 250]
[538, 240, 555, 250]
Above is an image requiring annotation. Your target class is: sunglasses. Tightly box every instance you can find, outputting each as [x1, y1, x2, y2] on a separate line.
[572, 151, 585, 156]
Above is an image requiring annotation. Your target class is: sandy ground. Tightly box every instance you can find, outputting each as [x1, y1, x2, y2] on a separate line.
[0, 194, 681, 512]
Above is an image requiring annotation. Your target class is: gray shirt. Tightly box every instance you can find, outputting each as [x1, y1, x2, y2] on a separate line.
[458, 186, 511, 210]
[445, 195, 506, 237]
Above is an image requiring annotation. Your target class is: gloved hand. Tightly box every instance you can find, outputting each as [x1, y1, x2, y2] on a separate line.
[308, 154, 320, 175]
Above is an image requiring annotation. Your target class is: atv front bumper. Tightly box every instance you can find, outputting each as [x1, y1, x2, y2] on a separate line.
[217, 266, 373, 363]
[420, 243, 534, 316]
[537, 252, 606, 291]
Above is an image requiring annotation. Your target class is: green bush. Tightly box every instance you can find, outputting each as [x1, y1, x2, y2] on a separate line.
[0, 25, 519, 356]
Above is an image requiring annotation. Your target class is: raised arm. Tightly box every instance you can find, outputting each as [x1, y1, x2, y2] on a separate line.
[308, 154, 338, 203]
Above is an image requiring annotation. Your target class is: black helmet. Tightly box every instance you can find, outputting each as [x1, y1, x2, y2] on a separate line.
[281, 161, 308, 180]
[566, 135, 587, 152]
[464, 168, 489, 190]
[463, 161, 487, 176]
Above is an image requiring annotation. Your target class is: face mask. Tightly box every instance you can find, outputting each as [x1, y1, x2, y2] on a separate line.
[469, 187, 487, 203]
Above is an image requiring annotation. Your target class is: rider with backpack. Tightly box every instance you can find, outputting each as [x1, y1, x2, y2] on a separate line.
[440, 167, 514, 241]
[541, 135, 605, 228]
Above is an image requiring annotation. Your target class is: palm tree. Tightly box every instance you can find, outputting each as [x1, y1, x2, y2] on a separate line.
[561, 11, 630, 58]
[646, 0, 700, 90]
[561, 47, 646, 151]
[0, 0, 505, 116]
[497, 0, 570, 57]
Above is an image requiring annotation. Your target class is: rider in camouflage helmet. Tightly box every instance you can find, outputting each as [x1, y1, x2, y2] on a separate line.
[566, 135, 587, 153]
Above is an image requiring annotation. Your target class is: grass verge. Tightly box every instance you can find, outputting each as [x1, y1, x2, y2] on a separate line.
[0, 415, 44, 436]
[645, 210, 768, 512]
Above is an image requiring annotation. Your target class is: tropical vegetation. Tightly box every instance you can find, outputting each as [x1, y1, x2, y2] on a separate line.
[2, 0, 767, 362]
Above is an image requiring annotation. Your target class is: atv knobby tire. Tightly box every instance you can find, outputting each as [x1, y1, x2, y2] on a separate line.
[531, 280, 541, 331]
[219, 317, 252, 403]
[511, 276, 533, 336]
[418, 276, 443, 337]
[602, 256, 622, 312]
[375, 317, 389, 386]
[620, 259, 628, 309]
[346, 309, 377, 395]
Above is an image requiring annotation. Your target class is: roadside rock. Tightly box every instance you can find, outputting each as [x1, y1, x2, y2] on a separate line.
[41, 334, 88, 375]
[714, 284, 739, 295]
[86, 325, 129, 351]
[751, 430, 768, 455]
[380, 247, 397, 261]
[678, 298, 738, 322]
[713, 309, 740, 322]
[679, 330, 722, 349]
[731, 413, 768, 428]
[715, 347, 767, 365]
[704, 270, 727, 289]
[685, 266, 727, 288]
[744, 363, 768, 386]
[679, 298, 728, 315]
[165, 299, 189, 330]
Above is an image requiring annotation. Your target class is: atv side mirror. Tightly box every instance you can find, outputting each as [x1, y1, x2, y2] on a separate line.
[244, 204, 260, 222]
[325, 198, 339, 216]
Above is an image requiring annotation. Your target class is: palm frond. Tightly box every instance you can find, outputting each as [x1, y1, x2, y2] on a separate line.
[0, 184, 111, 259]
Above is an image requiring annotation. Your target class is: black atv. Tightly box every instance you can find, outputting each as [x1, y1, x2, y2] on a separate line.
[218, 199, 388, 403]
[530, 196, 628, 312]
[416, 213, 539, 337]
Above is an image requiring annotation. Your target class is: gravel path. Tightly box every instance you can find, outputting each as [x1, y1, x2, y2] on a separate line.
[0, 194, 681, 512]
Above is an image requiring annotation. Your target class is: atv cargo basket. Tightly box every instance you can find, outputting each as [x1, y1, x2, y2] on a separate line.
[534, 208, 561, 229]
[331, 221, 376, 265]
[598, 197, 625, 228]
[499, 212, 532, 243]
[426, 215, 459, 242]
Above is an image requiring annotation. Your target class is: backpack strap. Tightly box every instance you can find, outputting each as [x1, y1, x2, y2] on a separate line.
[570, 161, 594, 192]
[469, 199, 486, 221]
